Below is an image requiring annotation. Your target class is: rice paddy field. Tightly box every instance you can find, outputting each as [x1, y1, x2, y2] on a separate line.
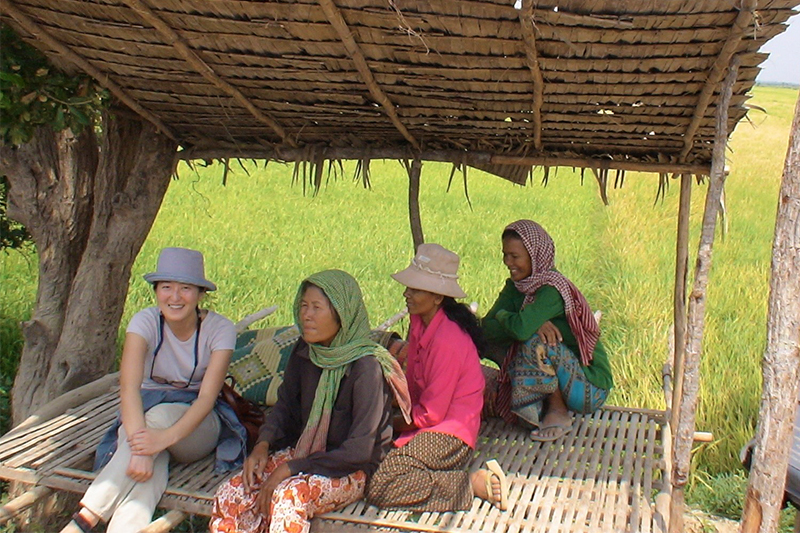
[1, 86, 798, 513]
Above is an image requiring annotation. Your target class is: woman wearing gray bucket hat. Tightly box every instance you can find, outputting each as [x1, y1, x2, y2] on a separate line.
[62, 247, 245, 533]
[366, 243, 509, 512]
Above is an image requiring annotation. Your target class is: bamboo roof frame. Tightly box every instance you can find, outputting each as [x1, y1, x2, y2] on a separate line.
[2, 0, 797, 183]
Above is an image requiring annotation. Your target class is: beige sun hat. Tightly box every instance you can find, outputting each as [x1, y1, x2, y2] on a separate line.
[391, 243, 467, 299]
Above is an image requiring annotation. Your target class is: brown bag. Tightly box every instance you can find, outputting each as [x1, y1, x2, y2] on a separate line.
[219, 376, 265, 452]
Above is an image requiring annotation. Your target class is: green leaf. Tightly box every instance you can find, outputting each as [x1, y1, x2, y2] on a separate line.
[0, 71, 24, 87]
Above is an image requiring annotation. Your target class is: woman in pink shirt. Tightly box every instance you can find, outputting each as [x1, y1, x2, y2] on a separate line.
[366, 244, 509, 512]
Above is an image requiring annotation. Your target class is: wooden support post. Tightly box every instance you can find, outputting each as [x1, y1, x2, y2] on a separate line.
[670, 173, 693, 434]
[669, 57, 741, 533]
[0, 486, 52, 525]
[739, 89, 800, 533]
[137, 510, 187, 533]
[408, 159, 424, 251]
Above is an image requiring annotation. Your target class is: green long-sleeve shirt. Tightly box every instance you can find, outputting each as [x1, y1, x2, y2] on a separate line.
[482, 279, 613, 391]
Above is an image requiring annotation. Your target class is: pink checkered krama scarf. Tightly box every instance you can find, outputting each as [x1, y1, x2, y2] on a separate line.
[505, 220, 600, 365]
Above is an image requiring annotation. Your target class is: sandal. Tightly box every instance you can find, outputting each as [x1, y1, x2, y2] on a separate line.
[529, 420, 573, 442]
[69, 511, 95, 532]
[484, 459, 509, 511]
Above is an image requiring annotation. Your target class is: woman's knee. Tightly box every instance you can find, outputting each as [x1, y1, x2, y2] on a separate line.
[144, 403, 190, 430]
[168, 411, 220, 463]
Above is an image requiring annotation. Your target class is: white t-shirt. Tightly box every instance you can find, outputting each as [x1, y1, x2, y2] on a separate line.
[127, 307, 236, 391]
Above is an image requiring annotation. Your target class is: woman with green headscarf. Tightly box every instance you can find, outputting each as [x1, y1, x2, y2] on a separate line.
[210, 270, 409, 533]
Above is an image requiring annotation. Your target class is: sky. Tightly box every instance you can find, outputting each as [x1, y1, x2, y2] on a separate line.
[757, 11, 800, 85]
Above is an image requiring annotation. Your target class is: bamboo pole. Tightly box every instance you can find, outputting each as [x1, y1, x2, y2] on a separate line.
[0, 486, 52, 525]
[518, 0, 544, 151]
[120, 0, 295, 148]
[317, 0, 420, 151]
[739, 89, 800, 533]
[670, 174, 692, 434]
[669, 56, 740, 533]
[408, 159, 424, 250]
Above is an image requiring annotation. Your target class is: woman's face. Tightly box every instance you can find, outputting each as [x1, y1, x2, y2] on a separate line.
[503, 236, 533, 281]
[155, 281, 202, 324]
[299, 285, 341, 347]
[403, 287, 443, 325]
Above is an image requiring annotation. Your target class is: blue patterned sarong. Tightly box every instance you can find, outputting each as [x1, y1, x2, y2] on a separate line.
[510, 335, 608, 427]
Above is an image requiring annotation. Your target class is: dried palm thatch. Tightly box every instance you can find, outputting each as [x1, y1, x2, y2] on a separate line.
[1, 0, 798, 185]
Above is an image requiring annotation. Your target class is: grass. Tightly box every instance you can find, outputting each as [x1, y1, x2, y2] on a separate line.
[0, 85, 798, 521]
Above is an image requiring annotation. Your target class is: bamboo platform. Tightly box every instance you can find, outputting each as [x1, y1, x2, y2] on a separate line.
[0, 376, 669, 532]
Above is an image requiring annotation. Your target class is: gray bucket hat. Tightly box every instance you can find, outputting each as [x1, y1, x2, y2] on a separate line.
[391, 243, 467, 299]
[143, 247, 217, 291]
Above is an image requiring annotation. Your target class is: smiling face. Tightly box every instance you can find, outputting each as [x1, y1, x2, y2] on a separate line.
[299, 284, 341, 347]
[503, 236, 533, 281]
[403, 286, 443, 325]
[155, 281, 203, 325]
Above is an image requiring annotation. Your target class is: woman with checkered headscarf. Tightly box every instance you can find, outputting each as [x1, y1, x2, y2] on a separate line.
[481, 220, 614, 442]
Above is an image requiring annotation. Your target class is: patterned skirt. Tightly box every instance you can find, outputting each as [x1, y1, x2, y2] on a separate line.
[210, 448, 366, 533]
[366, 431, 473, 512]
[509, 335, 608, 427]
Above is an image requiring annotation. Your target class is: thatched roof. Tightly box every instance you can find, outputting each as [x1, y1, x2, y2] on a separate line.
[2, 0, 798, 183]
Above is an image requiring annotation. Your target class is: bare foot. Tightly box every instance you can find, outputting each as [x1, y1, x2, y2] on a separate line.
[470, 469, 503, 506]
[530, 389, 573, 441]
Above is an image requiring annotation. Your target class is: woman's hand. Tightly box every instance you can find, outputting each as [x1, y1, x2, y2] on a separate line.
[255, 462, 291, 517]
[128, 427, 173, 457]
[392, 414, 416, 435]
[126, 454, 154, 482]
[243, 441, 270, 493]
[537, 320, 562, 347]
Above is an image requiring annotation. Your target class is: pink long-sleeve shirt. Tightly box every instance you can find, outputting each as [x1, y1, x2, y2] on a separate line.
[395, 308, 485, 449]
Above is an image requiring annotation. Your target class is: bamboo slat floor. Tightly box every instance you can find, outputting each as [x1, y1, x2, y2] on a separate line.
[0, 377, 669, 532]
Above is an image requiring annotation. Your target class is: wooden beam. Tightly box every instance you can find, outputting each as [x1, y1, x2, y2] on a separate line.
[740, 85, 800, 533]
[317, 0, 420, 151]
[0, 1, 177, 141]
[518, 0, 544, 151]
[183, 146, 711, 176]
[679, 0, 755, 162]
[120, 0, 296, 148]
[670, 173, 692, 435]
[407, 159, 424, 250]
[669, 56, 740, 533]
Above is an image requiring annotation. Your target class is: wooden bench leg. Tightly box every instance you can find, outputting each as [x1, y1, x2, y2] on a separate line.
[137, 510, 187, 533]
[0, 486, 53, 525]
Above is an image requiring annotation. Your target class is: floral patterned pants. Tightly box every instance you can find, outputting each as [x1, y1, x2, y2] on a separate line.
[209, 448, 366, 533]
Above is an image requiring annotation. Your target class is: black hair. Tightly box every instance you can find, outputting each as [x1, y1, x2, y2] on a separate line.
[299, 281, 342, 326]
[152, 281, 207, 294]
[502, 228, 522, 241]
[440, 297, 486, 355]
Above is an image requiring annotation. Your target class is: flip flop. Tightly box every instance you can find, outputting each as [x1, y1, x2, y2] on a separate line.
[484, 459, 509, 511]
[529, 421, 573, 442]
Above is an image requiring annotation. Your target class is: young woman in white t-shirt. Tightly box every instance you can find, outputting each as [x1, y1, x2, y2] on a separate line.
[61, 247, 244, 533]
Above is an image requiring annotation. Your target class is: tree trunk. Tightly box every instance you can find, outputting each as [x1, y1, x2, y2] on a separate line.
[1, 109, 177, 423]
[740, 90, 800, 533]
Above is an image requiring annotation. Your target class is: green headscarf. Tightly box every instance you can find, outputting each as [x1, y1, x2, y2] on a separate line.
[293, 269, 399, 457]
